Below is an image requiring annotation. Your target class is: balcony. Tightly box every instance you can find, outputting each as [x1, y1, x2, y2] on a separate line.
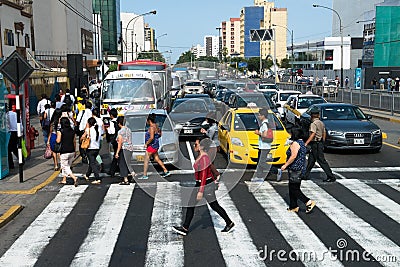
[0, 0, 32, 14]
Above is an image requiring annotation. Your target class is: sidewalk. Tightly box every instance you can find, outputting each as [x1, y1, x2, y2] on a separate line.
[1, 109, 400, 229]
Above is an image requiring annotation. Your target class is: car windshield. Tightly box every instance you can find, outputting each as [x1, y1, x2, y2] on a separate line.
[172, 99, 187, 109]
[171, 101, 207, 113]
[126, 114, 172, 132]
[297, 97, 325, 109]
[102, 78, 155, 103]
[280, 93, 299, 101]
[186, 81, 202, 86]
[234, 113, 259, 131]
[322, 106, 367, 120]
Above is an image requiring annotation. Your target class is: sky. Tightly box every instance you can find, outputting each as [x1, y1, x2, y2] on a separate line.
[120, 0, 333, 63]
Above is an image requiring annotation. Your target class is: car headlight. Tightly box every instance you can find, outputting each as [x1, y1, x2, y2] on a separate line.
[327, 130, 344, 136]
[231, 137, 244, 147]
[160, 143, 177, 152]
[372, 129, 381, 135]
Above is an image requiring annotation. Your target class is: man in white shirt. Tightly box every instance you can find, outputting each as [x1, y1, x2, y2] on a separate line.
[37, 94, 50, 122]
[7, 105, 22, 169]
[61, 89, 75, 106]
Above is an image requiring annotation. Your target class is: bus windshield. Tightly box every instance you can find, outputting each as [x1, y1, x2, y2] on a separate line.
[102, 78, 155, 103]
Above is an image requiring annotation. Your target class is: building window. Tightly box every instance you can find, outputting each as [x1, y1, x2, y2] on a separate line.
[325, 50, 333, 60]
[4, 29, 14, 46]
[231, 41, 234, 44]
[25, 34, 30, 48]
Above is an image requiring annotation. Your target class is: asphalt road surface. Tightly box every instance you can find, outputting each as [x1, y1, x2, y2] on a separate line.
[0, 118, 399, 267]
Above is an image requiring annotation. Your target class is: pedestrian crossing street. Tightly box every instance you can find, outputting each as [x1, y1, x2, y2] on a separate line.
[0, 179, 399, 267]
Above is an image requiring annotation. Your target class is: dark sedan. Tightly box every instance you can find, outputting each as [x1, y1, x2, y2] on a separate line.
[169, 98, 209, 138]
[300, 103, 382, 152]
[183, 93, 216, 112]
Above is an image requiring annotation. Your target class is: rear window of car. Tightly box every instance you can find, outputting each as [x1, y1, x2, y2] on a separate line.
[280, 93, 299, 101]
[186, 82, 202, 86]
[322, 106, 366, 120]
[297, 97, 325, 109]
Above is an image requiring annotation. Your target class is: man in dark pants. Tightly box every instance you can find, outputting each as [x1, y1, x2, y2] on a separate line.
[304, 107, 336, 182]
[7, 105, 19, 169]
[106, 108, 119, 177]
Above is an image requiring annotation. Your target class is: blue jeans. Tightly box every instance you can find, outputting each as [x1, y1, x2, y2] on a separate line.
[86, 149, 100, 180]
[42, 129, 49, 145]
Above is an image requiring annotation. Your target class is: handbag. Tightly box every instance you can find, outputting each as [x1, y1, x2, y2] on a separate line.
[288, 169, 302, 183]
[261, 122, 273, 143]
[81, 132, 90, 149]
[44, 144, 52, 159]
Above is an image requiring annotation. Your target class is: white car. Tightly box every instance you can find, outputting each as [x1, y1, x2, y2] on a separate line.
[283, 94, 327, 125]
[183, 80, 204, 94]
[272, 90, 301, 118]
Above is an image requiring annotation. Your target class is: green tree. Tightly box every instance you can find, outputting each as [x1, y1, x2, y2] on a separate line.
[176, 50, 195, 64]
[137, 50, 165, 62]
[198, 56, 219, 62]
[280, 58, 290, 69]
[108, 64, 118, 73]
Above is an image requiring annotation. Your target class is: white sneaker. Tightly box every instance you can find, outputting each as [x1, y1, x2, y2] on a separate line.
[276, 169, 283, 182]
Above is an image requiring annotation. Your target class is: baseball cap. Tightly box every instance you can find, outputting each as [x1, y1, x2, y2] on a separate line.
[310, 107, 320, 114]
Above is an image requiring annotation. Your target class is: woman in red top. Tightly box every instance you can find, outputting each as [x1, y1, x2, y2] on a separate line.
[172, 138, 234, 236]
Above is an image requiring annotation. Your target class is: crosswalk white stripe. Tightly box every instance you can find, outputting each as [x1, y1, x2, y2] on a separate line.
[208, 183, 265, 267]
[0, 186, 87, 266]
[301, 181, 400, 267]
[338, 179, 400, 223]
[247, 182, 343, 267]
[186, 141, 195, 167]
[379, 179, 400, 192]
[145, 182, 184, 267]
[70, 184, 135, 267]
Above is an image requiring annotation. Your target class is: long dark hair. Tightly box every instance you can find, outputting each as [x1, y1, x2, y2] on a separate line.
[59, 117, 72, 130]
[87, 117, 99, 141]
[51, 108, 62, 129]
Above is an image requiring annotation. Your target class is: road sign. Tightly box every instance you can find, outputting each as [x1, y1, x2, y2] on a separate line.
[250, 29, 274, 42]
[238, 62, 248, 68]
[0, 50, 34, 87]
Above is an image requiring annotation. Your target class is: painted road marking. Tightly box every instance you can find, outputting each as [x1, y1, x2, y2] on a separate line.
[247, 181, 343, 267]
[338, 179, 400, 223]
[0, 186, 87, 266]
[70, 184, 135, 267]
[145, 182, 184, 267]
[302, 181, 399, 267]
[379, 179, 400, 192]
[208, 183, 264, 267]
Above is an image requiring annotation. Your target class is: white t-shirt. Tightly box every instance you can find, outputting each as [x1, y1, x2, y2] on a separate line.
[258, 119, 272, 150]
[86, 127, 101, 149]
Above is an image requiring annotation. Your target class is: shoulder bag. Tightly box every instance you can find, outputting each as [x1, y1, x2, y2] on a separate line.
[75, 110, 85, 135]
[81, 129, 91, 149]
[44, 144, 53, 159]
[261, 122, 273, 143]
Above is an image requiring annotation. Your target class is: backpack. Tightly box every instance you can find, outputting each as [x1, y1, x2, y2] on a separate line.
[63, 94, 73, 107]
[106, 120, 119, 145]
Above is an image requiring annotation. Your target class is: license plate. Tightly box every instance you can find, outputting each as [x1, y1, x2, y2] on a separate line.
[354, 138, 364, 145]
[136, 155, 144, 162]
[184, 129, 193, 134]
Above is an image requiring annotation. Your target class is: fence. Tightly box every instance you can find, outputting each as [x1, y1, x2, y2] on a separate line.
[277, 82, 400, 116]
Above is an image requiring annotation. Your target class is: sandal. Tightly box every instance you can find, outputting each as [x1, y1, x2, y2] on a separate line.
[306, 200, 316, 214]
[58, 181, 67, 185]
[54, 167, 60, 171]
[119, 181, 130, 185]
[91, 180, 101, 185]
[83, 175, 90, 182]
[74, 179, 79, 187]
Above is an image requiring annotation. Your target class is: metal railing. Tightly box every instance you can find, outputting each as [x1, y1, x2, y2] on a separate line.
[277, 82, 400, 116]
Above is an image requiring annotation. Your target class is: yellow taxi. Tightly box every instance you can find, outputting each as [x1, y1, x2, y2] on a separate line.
[218, 107, 290, 165]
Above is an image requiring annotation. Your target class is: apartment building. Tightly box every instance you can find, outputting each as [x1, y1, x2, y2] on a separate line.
[222, 18, 241, 58]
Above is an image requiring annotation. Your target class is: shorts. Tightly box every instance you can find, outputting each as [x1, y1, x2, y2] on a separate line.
[146, 146, 158, 154]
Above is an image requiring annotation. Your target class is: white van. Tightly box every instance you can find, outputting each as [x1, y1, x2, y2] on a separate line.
[272, 90, 301, 118]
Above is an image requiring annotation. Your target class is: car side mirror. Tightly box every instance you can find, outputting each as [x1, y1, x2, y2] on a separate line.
[220, 125, 227, 131]
[275, 103, 281, 108]
[366, 114, 372, 120]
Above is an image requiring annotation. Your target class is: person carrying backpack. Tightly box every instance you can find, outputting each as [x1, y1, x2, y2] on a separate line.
[106, 108, 120, 178]
[41, 104, 53, 144]
[61, 88, 75, 108]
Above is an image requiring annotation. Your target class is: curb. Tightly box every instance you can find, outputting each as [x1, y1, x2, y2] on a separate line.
[0, 205, 24, 228]
[364, 112, 400, 124]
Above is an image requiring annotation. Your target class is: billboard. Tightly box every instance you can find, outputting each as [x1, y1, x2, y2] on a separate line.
[355, 68, 362, 89]
[249, 29, 273, 42]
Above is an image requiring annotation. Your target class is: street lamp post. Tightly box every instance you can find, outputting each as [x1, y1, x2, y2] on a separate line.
[216, 27, 222, 62]
[124, 10, 156, 62]
[313, 4, 343, 87]
[272, 24, 294, 83]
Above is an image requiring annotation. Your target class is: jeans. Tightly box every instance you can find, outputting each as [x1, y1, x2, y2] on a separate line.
[8, 131, 18, 168]
[255, 149, 270, 178]
[183, 180, 232, 229]
[109, 142, 119, 176]
[304, 141, 334, 179]
[288, 182, 310, 209]
[86, 149, 100, 180]
[42, 129, 49, 145]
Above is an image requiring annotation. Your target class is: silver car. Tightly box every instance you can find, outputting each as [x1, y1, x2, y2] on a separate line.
[122, 109, 179, 165]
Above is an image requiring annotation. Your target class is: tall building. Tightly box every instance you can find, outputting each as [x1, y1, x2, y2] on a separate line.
[222, 18, 241, 57]
[144, 24, 155, 51]
[240, 0, 287, 62]
[204, 36, 219, 58]
[120, 13, 145, 62]
[32, 0, 93, 58]
[93, 0, 120, 59]
[191, 44, 206, 59]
